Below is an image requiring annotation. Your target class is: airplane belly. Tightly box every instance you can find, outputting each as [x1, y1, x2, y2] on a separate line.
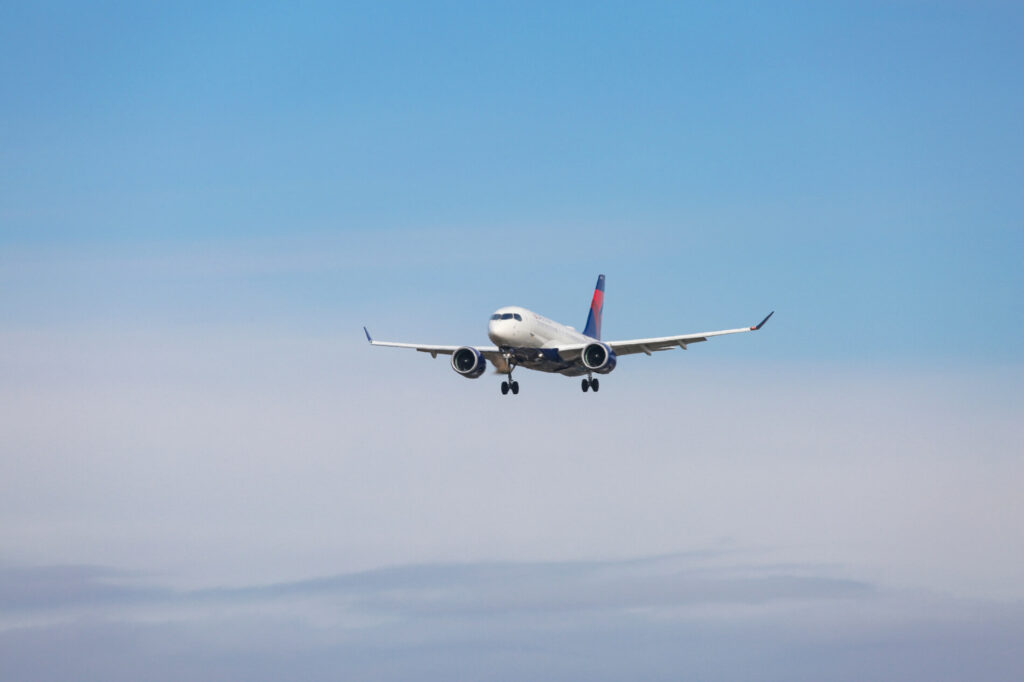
[515, 347, 576, 374]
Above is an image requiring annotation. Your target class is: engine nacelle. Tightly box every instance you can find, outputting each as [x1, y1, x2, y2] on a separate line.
[451, 346, 488, 379]
[580, 342, 617, 374]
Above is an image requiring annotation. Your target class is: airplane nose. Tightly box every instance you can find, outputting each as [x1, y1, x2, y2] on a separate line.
[487, 319, 502, 342]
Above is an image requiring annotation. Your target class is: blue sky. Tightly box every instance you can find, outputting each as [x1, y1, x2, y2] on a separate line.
[3, 1, 1022, 362]
[2, 2, 1023, 680]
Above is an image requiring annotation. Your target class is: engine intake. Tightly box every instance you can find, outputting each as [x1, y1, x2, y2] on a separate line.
[451, 347, 487, 379]
[580, 342, 617, 374]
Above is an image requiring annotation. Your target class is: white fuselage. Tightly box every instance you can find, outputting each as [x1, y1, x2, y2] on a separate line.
[487, 306, 591, 349]
[484, 306, 603, 376]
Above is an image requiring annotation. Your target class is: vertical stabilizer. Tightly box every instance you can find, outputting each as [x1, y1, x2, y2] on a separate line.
[582, 274, 605, 339]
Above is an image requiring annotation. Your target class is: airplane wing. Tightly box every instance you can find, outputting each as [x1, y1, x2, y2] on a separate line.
[363, 327, 501, 359]
[556, 311, 774, 358]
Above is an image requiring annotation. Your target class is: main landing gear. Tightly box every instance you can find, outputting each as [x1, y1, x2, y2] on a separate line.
[581, 375, 600, 393]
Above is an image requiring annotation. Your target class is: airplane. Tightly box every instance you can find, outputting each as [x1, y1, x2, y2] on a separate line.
[363, 274, 772, 395]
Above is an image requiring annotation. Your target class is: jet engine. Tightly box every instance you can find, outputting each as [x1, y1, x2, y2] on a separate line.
[580, 342, 617, 374]
[451, 346, 488, 379]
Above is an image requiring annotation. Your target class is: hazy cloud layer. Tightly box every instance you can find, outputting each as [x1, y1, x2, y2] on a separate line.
[2, 327, 1022, 597]
[2, 555, 1022, 682]
[0, 553, 868, 620]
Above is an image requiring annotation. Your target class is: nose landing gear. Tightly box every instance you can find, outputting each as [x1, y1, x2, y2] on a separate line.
[500, 351, 520, 396]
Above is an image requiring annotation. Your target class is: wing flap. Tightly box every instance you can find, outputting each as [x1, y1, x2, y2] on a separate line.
[363, 328, 499, 358]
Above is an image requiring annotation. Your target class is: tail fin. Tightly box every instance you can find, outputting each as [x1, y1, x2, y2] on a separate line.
[582, 274, 605, 339]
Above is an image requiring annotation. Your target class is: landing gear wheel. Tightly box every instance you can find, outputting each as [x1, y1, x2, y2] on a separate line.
[591, 378, 599, 392]
[511, 381, 519, 395]
[581, 379, 589, 392]
[501, 381, 510, 395]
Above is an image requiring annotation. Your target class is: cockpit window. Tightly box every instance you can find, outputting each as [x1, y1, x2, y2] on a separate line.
[490, 314, 501, 320]
[513, 313, 522, 321]
[500, 313, 514, 320]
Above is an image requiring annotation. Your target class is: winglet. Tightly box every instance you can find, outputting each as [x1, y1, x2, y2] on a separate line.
[751, 311, 774, 331]
[363, 326, 373, 343]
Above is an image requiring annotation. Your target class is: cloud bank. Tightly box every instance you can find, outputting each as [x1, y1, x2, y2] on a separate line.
[2, 554, 1022, 682]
